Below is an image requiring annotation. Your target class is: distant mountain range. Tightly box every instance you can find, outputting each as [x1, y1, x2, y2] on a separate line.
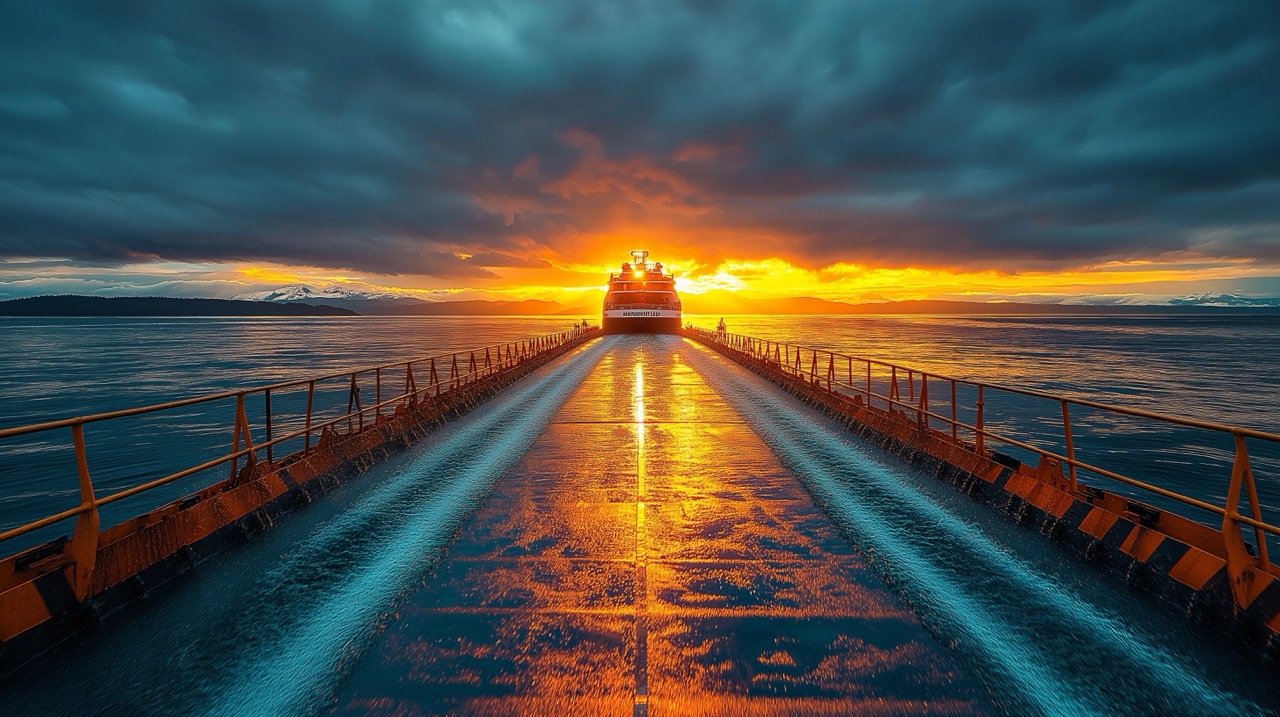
[238, 285, 405, 303]
[1167, 293, 1280, 308]
[0, 295, 357, 317]
[234, 285, 425, 314]
[235, 285, 590, 315]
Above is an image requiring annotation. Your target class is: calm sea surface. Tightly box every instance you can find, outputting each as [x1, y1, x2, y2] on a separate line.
[1, 313, 1278, 552]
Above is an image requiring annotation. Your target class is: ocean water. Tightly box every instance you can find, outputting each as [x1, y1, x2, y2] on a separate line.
[1, 313, 1277, 552]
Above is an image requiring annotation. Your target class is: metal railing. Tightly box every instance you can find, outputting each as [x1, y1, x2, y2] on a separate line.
[0, 326, 598, 561]
[605, 303, 681, 310]
[689, 328, 1280, 577]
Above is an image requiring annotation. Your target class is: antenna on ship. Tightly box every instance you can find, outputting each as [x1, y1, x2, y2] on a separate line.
[631, 249, 649, 267]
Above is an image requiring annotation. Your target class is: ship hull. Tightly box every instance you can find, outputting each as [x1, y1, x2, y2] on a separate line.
[602, 309, 681, 334]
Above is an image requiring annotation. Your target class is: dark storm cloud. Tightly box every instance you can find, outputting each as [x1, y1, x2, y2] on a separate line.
[0, 0, 1277, 275]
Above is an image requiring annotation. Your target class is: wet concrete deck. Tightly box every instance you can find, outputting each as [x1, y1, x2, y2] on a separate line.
[332, 337, 990, 715]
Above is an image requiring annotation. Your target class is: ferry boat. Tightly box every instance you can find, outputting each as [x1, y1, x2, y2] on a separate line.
[603, 250, 682, 334]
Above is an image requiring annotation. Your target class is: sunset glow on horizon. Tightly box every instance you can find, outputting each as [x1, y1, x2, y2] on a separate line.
[5, 246, 1276, 313]
[228, 249, 1280, 308]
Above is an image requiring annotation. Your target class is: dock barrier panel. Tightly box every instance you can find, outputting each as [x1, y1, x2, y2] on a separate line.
[0, 326, 600, 671]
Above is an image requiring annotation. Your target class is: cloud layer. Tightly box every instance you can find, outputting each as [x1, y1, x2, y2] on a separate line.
[1, 0, 1278, 280]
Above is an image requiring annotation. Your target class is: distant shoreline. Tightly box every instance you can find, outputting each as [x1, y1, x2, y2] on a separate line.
[0, 296, 356, 317]
[1, 294, 1278, 318]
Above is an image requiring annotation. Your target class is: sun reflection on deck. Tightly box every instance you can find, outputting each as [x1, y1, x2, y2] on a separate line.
[633, 353, 651, 713]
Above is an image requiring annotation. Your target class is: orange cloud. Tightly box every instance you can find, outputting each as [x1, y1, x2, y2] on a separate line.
[545, 129, 711, 217]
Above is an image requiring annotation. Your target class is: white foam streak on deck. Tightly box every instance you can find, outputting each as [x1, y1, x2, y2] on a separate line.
[203, 341, 610, 715]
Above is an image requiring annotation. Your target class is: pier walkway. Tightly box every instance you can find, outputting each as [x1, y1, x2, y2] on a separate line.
[331, 336, 988, 714]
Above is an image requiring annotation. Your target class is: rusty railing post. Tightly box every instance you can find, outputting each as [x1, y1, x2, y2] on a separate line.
[304, 380, 315, 452]
[975, 385, 985, 455]
[1061, 399, 1078, 491]
[950, 379, 958, 441]
[405, 362, 416, 406]
[230, 392, 257, 480]
[918, 373, 928, 429]
[67, 424, 99, 600]
[346, 374, 362, 433]
[1222, 434, 1270, 606]
[1237, 434, 1269, 566]
[264, 388, 273, 464]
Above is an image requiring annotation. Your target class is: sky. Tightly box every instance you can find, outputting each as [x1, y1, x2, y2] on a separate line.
[1, 0, 1279, 307]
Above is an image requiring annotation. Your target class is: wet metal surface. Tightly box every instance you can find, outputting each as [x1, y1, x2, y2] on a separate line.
[331, 336, 990, 715]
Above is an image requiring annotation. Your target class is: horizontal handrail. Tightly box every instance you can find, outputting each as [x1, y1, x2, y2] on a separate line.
[700, 329, 1280, 443]
[605, 303, 681, 310]
[0, 384, 423, 543]
[0, 333, 590, 440]
[689, 327, 1280, 564]
[0, 326, 598, 550]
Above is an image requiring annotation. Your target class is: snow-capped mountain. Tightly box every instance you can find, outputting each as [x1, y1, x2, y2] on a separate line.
[234, 284, 580, 315]
[1168, 293, 1280, 308]
[233, 284, 429, 314]
[236, 285, 410, 303]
